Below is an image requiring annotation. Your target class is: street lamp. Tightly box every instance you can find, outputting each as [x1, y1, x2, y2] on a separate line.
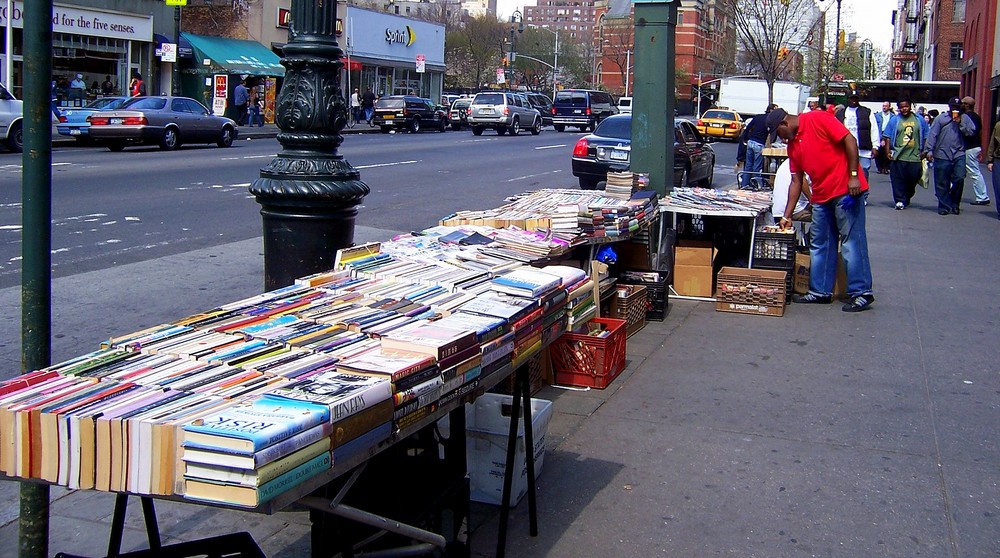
[529, 24, 560, 99]
[833, 0, 843, 74]
[860, 39, 873, 80]
[508, 10, 523, 88]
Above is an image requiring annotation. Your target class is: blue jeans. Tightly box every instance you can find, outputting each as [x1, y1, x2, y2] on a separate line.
[743, 140, 764, 188]
[859, 156, 871, 181]
[992, 162, 1000, 216]
[933, 154, 966, 212]
[808, 192, 873, 298]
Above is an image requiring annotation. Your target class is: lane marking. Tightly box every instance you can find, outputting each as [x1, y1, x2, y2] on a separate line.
[354, 160, 419, 169]
[505, 169, 564, 182]
[535, 144, 568, 150]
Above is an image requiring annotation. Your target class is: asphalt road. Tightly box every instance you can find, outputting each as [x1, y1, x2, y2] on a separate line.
[0, 128, 739, 289]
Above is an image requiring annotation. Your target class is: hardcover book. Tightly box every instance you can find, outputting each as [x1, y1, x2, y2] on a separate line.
[184, 450, 332, 507]
[182, 397, 331, 454]
[379, 322, 478, 362]
[265, 371, 392, 423]
[490, 267, 562, 298]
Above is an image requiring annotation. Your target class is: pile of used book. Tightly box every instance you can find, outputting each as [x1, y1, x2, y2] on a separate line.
[0, 244, 602, 508]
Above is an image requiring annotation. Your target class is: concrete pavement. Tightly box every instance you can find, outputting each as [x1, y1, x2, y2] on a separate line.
[1, 168, 998, 557]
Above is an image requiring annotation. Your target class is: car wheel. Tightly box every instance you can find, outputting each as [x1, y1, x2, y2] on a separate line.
[451, 123, 461, 131]
[472, 127, 483, 136]
[217, 126, 234, 148]
[579, 177, 600, 190]
[159, 127, 179, 150]
[700, 164, 715, 187]
[6, 122, 22, 153]
[380, 126, 391, 134]
[530, 118, 541, 135]
[409, 117, 421, 133]
[107, 141, 126, 152]
[508, 118, 520, 136]
[554, 124, 565, 132]
[497, 127, 506, 136]
[678, 167, 691, 188]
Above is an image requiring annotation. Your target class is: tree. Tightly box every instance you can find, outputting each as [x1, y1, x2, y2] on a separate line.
[601, 17, 635, 95]
[445, 15, 507, 90]
[722, 0, 819, 105]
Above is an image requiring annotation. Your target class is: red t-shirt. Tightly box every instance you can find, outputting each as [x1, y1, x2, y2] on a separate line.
[787, 110, 869, 204]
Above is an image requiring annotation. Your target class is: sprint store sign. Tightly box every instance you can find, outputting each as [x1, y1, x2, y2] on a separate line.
[385, 25, 416, 47]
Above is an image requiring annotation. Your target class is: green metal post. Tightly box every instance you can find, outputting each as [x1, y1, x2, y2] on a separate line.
[20, 1, 53, 557]
[631, 0, 678, 197]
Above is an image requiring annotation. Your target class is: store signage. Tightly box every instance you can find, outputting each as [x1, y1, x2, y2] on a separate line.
[165, 0, 188, 6]
[415, 54, 425, 73]
[385, 26, 416, 47]
[276, 7, 290, 28]
[893, 52, 919, 61]
[213, 74, 227, 117]
[0, 3, 153, 42]
[159, 43, 177, 63]
[497, 68, 505, 84]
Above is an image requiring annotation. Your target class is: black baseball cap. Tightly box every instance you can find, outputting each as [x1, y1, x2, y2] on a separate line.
[765, 108, 788, 137]
[948, 96, 962, 108]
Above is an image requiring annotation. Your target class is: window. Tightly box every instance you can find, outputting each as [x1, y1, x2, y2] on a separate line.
[949, 42, 963, 69]
[952, 0, 965, 22]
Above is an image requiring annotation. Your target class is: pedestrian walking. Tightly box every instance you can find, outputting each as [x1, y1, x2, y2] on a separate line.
[882, 99, 929, 210]
[986, 120, 1000, 220]
[362, 86, 376, 124]
[769, 107, 875, 312]
[350, 88, 361, 124]
[960, 96, 990, 206]
[128, 72, 146, 97]
[233, 79, 250, 126]
[875, 102, 894, 174]
[924, 96, 977, 215]
[836, 93, 880, 181]
[248, 86, 263, 127]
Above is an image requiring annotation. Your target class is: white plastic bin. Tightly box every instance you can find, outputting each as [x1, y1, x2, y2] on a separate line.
[465, 393, 553, 506]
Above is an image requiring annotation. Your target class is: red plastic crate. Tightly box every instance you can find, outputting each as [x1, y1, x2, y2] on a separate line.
[549, 318, 627, 389]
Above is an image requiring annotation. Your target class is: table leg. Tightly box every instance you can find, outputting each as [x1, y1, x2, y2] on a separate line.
[139, 497, 161, 550]
[105, 494, 128, 558]
[495, 368, 523, 558]
[520, 366, 538, 537]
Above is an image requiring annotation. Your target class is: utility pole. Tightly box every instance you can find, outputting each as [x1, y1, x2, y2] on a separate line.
[172, 6, 181, 96]
[833, 0, 842, 74]
[631, 0, 678, 196]
[696, 71, 702, 117]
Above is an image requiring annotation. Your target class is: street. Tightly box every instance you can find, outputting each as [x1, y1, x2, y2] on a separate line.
[0, 127, 739, 290]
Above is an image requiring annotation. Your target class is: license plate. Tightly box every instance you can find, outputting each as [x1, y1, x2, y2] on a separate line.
[383, 116, 393, 121]
[610, 149, 629, 161]
[110, 118, 122, 125]
[70, 129, 81, 135]
[573, 109, 582, 114]
[481, 108, 494, 114]
[710, 123, 723, 127]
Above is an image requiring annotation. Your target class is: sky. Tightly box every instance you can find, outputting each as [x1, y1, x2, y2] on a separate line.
[497, 0, 898, 52]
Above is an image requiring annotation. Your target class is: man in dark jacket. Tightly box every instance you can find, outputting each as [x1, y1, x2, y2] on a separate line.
[925, 96, 977, 215]
[741, 104, 776, 189]
[836, 93, 880, 182]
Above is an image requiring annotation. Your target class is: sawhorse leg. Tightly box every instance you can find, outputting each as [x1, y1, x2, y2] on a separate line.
[495, 363, 539, 558]
[106, 494, 161, 558]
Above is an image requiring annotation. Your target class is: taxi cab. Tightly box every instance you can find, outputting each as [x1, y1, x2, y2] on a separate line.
[696, 109, 744, 141]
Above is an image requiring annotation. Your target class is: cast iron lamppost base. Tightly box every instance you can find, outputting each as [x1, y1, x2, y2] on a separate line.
[250, 1, 370, 291]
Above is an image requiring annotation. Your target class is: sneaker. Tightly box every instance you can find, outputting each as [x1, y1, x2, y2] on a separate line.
[894, 202, 904, 210]
[952, 207, 961, 215]
[791, 293, 832, 304]
[842, 294, 874, 313]
[938, 210, 950, 215]
[971, 199, 991, 206]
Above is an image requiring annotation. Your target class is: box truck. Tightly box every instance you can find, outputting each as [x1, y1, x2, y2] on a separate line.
[715, 78, 811, 117]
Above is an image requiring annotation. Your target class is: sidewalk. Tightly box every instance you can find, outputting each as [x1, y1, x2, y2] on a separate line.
[1, 171, 998, 557]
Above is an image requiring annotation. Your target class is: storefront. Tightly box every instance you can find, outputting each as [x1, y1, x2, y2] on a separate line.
[342, 7, 445, 102]
[0, 2, 169, 104]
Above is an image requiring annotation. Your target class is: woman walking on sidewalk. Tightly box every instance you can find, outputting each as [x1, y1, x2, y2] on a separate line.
[986, 120, 1000, 220]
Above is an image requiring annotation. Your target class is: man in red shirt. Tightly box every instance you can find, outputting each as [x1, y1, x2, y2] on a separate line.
[767, 108, 875, 312]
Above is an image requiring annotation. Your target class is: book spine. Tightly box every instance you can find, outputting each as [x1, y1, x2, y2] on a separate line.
[257, 451, 333, 503]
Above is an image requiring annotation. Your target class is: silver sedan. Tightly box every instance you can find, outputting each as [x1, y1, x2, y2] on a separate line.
[88, 96, 238, 152]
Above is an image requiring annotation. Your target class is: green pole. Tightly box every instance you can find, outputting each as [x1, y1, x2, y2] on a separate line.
[631, 0, 678, 197]
[20, 1, 53, 557]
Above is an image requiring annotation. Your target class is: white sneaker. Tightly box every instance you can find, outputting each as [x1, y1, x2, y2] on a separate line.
[895, 202, 904, 210]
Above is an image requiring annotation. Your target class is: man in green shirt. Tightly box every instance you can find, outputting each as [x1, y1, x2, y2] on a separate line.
[882, 99, 930, 210]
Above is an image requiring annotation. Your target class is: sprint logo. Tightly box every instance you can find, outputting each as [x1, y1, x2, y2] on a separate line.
[385, 25, 416, 46]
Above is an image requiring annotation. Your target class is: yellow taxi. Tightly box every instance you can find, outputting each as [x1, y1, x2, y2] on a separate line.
[696, 109, 744, 141]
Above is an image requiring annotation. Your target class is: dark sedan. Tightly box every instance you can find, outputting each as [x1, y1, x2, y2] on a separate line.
[88, 96, 238, 151]
[571, 114, 715, 190]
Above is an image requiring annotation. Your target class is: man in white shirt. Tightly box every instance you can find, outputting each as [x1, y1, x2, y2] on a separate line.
[836, 93, 881, 181]
[875, 102, 894, 174]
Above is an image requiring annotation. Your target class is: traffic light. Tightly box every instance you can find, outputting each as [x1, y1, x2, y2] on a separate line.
[502, 56, 508, 67]
[777, 46, 790, 60]
[838, 30, 846, 49]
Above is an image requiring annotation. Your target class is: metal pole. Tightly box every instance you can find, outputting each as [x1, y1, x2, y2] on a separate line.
[696, 71, 701, 117]
[20, 0, 52, 556]
[833, 0, 842, 74]
[624, 49, 631, 97]
[5, 0, 12, 89]
[172, 7, 181, 96]
[553, 30, 559, 99]
[249, 0, 370, 291]
[632, 0, 678, 196]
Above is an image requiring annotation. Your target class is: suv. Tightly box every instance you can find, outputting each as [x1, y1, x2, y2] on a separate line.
[525, 92, 554, 127]
[551, 89, 617, 132]
[449, 98, 473, 130]
[373, 95, 448, 133]
[467, 91, 542, 136]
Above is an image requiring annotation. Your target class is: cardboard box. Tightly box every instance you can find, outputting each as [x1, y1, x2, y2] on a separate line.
[674, 264, 715, 297]
[793, 251, 846, 298]
[674, 240, 715, 266]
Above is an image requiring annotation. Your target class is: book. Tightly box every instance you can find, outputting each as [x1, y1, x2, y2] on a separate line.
[184, 450, 332, 507]
[331, 398, 393, 449]
[490, 267, 562, 298]
[264, 371, 392, 423]
[182, 397, 331, 454]
[182, 421, 335, 470]
[456, 291, 539, 323]
[379, 322, 478, 362]
[334, 348, 436, 383]
[184, 436, 332, 487]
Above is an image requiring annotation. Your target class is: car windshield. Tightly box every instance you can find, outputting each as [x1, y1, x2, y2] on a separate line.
[474, 93, 504, 105]
[87, 97, 127, 110]
[594, 117, 631, 140]
[376, 98, 405, 108]
[121, 97, 166, 110]
[703, 110, 735, 119]
[554, 92, 587, 106]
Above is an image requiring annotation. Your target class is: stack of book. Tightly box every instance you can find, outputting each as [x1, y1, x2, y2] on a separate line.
[604, 171, 635, 200]
[661, 187, 772, 214]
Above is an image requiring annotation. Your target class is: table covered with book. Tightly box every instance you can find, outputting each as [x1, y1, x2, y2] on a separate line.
[0, 186, 664, 556]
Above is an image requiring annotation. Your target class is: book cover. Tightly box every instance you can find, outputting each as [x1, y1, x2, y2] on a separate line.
[182, 421, 334, 470]
[379, 322, 477, 362]
[334, 348, 435, 383]
[184, 436, 332, 488]
[456, 292, 539, 323]
[265, 371, 392, 423]
[182, 397, 331, 454]
[490, 267, 562, 298]
[184, 450, 333, 507]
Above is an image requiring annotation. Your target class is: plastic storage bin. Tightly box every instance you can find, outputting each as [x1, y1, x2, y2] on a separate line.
[466, 393, 553, 506]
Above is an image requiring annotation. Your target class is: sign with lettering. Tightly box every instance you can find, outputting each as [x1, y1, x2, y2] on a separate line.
[160, 43, 177, 63]
[0, 2, 153, 41]
[276, 7, 291, 28]
[213, 74, 228, 116]
[415, 54, 425, 73]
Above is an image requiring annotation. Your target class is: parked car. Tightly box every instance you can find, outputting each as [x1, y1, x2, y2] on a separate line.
[551, 89, 617, 132]
[57, 96, 129, 141]
[0, 82, 58, 153]
[373, 95, 447, 133]
[695, 108, 744, 141]
[571, 114, 715, 190]
[449, 98, 472, 130]
[525, 92, 554, 127]
[467, 91, 542, 136]
[88, 96, 238, 151]
[617, 96, 633, 114]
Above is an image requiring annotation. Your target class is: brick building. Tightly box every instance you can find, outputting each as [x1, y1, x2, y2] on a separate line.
[962, 0, 999, 137]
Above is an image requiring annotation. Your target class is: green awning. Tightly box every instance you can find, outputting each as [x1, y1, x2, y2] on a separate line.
[181, 32, 285, 77]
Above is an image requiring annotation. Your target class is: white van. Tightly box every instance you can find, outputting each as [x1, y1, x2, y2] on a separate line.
[0, 83, 25, 152]
[617, 96, 632, 114]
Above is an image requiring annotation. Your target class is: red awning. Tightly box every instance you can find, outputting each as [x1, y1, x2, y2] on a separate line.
[344, 60, 363, 72]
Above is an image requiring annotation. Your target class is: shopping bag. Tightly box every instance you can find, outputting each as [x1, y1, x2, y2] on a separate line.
[918, 159, 931, 189]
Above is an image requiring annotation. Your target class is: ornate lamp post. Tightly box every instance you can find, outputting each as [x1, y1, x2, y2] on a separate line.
[508, 10, 523, 85]
[249, 1, 370, 291]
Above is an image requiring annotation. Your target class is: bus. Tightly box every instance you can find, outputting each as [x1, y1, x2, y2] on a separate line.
[826, 79, 960, 114]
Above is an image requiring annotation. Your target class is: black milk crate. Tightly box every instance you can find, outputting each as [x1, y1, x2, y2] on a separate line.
[752, 230, 797, 270]
[620, 270, 669, 322]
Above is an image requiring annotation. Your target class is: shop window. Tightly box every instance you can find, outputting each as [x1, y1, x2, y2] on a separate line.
[949, 42, 963, 69]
